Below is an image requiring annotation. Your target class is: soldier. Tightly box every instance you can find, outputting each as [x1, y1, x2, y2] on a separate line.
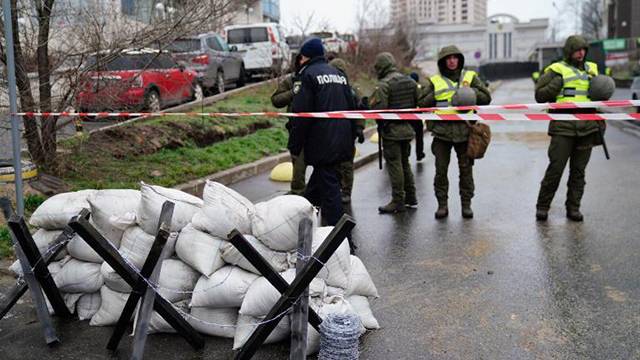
[271, 54, 306, 195]
[370, 52, 419, 214]
[419, 45, 492, 219]
[330, 58, 366, 204]
[289, 38, 356, 228]
[534, 35, 614, 222]
[409, 72, 426, 162]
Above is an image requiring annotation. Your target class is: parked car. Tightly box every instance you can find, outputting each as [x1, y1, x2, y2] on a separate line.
[630, 76, 640, 100]
[310, 31, 347, 54]
[224, 23, 290, 77]
[339, 33, 358, 54]
[77, 49, 198, 112]
[165, 32, 245, 94]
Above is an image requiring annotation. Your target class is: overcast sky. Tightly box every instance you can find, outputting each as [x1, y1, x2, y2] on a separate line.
[280, 0, 567, 34]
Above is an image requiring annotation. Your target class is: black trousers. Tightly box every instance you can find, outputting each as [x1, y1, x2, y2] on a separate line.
[410, 120, 425, 159]
[304, 165, 344, 226]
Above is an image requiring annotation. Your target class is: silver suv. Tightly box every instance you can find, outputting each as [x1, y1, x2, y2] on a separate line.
[166, 32, 245, 94]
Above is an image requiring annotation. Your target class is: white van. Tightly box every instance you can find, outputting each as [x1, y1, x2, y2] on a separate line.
[224, 23, 290, 78]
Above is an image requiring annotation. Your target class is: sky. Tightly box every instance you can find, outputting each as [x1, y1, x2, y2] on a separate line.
[279, 0, 565, 34]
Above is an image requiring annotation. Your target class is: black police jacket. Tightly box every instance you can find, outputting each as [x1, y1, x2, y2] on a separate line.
[288, 57, 356, 166]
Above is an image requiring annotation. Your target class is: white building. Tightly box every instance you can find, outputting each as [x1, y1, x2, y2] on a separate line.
[391, 0, 487, 25]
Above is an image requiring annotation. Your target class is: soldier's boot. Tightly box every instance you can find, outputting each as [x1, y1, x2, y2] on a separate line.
[378, 200, 406, 214]
[461, 202, 474, 219]
[536, 208, 549, 221]
[566, 208, 584, 222]
[405, 194, 418, 209]
[435, 202, 448, 219]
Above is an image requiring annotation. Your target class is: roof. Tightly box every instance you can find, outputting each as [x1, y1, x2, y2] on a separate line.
[224, 22, 280, 30]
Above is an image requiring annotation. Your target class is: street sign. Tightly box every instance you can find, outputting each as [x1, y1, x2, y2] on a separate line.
[603, 39, 626, 51]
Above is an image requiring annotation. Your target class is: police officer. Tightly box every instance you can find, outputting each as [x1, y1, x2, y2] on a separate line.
[419, 45, 492, 219]
[409, 72, 426, 162]
[289, 38, 356, 228]
[330, 58, 366, 204]
[534, 35, 614, 222]
[271, 54, 306, 195]
[370, 52, 419, 214]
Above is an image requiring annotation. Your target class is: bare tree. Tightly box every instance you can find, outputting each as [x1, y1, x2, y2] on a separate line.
[581, 0, 606, 40]
[0, 0, 235, 172]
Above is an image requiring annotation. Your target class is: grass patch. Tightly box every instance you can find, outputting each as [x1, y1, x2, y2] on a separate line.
[0, 226, 12, 259]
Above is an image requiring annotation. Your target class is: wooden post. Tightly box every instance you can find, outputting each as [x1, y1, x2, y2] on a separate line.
[290, 217, 313, 360]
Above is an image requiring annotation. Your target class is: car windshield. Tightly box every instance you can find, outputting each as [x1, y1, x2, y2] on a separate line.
[85, 53, 157, 71]
[166, 39, 201, 53]
[227, 27, 269, 44]
[311, 32, 333, 39]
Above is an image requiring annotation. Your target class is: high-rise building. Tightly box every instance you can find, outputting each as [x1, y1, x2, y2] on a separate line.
[391, 0, 487, 25]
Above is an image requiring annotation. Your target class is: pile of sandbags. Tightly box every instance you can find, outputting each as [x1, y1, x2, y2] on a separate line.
[9, 180, 380, 355]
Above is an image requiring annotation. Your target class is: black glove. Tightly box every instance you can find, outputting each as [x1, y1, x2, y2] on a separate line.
[356, 127, 365, 144]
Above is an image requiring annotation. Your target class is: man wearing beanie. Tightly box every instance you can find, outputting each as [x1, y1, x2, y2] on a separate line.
[288, 37, 356, 240]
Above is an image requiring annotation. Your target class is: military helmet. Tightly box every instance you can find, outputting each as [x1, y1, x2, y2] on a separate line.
[451, 87, 477, 106]
[589, 75, 615, 101]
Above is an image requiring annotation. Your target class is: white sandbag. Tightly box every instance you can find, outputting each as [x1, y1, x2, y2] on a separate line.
[318, 296, 365, 334]
[157, 259, 200, 303]
[347, 295, 380, 330]
[191, 180, 254, 238]
[326, 286, 346, 297]
[175, 224, 225, 276]
[251, 195, 316, 251]
[188, 307, 238, 338]
[190, 266, 259, 308]
[67, 233, 102, 263]
[101, 262, 131, 293]
[133, 300, 189, 334]
[9, 256, 67, 278]
[233, 314, 290, 350]
[90, 286, 131, 326]
[137, 182, 203, 234]
[240, 269, 327, 317]
[345, 255, 379, 298]
[33, 229, 67, 261]
[312, 227, 351, 289]
[77, 292, 102, 321]
[88, 189, 141, 246]
[8, 260, 21, 277]
[119, 226, 177, 270]
[220, 235, 289, 275]
[46, 292, 81, 315]
[53, 259, 104, 293]
[29, 190, 96, 229]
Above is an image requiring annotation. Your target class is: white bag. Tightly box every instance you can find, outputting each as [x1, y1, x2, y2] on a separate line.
[29, 190, 96, 229]
[132, 300, 189, 334]
[67, 233, 103, 263]
[90, 286, 131, 326]
[88, 189, 141, 246]
[137, 182, 203, 235]
[33, 229, 67, 261]
[9, 254, 67, 278]
[240, 269, 326, 317]
[119, 226, 177, 270]
[46, 292, 81, 315]
[188, 307, 238, 338]
[77, 292, 102, 321]
[190, 266, 259, 308]
[53, 259, 104, 293]
[157, 259, 200, 303]
[312, 227, 352, 289]
[251, 195, 316, 251]
[101, 262, 131, 293]
[345, 255, 379, 298]
[347, 295, 380, 330]
[220, 235, 289, 275]
[175, 224, 225, 276]
[191, 181, 254, 238]
[233, 314, 290, 350]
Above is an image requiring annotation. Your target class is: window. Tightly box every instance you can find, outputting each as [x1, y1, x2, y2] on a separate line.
[166, 39, 201, 53]
[153, 54, 176, 69]
[207, 37, 223, 51]
[503, 33, 507, 58]
[227, 27, 269, 44]
[216, 36, 230, 52]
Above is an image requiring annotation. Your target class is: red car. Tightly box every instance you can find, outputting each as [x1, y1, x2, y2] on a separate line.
[77, 49, 199, 113]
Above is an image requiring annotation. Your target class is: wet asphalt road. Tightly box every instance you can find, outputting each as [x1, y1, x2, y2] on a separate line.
[1, 78, 640, 359]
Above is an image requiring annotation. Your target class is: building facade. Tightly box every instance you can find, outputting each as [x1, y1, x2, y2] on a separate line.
[391, 0, 487, 25]
[607, 0, 640, 38]
[228, 0, 281, 26]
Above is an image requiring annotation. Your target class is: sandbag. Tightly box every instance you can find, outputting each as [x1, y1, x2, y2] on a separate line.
[33, 229, 67, 261]
[311, 227, 352, 289]
[137, 182, 203, 234]
[88, 189, 141, 246]
[175, 224, 225, 276]
[101, 262, 131, 293]
[132, 300, 189, 334]
[90, 286, 131, 326]
[188, 307, 238, 338]
[233, 314, 290, 350]
[157, 259, 200, 303]
[191, 181, 254, 238]
[119, 226, 177, 270]
[29, 190, 96, 229]
[9, 255, 66, 278]
[240, 269, 326, 317]
[318, 295, 365, 334]
[345, 255, 379, 298]
[46, 292, 81, 315]
[190, 266, 259, 308]
[220, 235, 289, 275]
[53, 259, 104, 293]
[67, 233, 103, 263]
[77, 292, 102, 321]
[251, 195, 316, 251]
[347, 295, 380, 330]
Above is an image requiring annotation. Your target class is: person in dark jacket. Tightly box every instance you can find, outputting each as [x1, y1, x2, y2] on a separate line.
[289, 37, 356, 229]
[409, 72, 426, 162]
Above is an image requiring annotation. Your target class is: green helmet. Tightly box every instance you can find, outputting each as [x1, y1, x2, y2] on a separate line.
[451, 87, 477, 106]
[374, 52, 397, 79]
[589, 75, 615, 101]
[329, 58, 348, 74]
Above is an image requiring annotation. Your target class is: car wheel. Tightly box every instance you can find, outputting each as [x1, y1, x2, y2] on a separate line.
[236, 66, 246, 88]
[216, 72, 225, 94]
[145, 90, 161, 112]
[191, 82, 204, 102]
